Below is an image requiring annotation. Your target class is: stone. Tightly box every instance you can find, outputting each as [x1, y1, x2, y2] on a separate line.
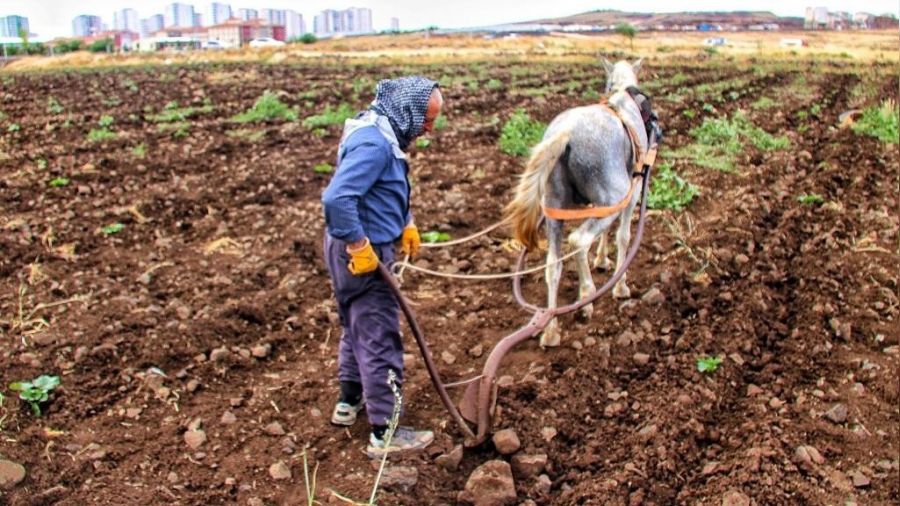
[604, 402, 625, 417]
[641, 287, 665, 305]
[269, 460, 292, 480]
[633, 353, 650, 366]
[510, 453, 547, 479]
[441, 351, 456, 365]
[436, 444, 464, 471]
[221, 411, 237, 424]
[248, 498, 264, 506]
[251, 343, 271, 358]
[184, 430, 207, 450]
[492, 429, 521, 455]
[229, 397, 244, 408]
[210, 347, 230, 362]
[849, 470, 870, 488]
[458, 460, 517, 506]
[721, 490, 750, 506]
[827, 469, 853, 492]
[264, 422, 286, 436]
[824, 404, 848, 424]
[795, 445, 825, 466]
[0, 460, 26, 490]
[540, 427, 557, 442]
[617, 330, 637, 347]
[380, 466, 418, 491]
[126, 407, 143, 419]
[746, 384, 763, 396]
[468, 344, 484, 358]
[533, 474, 552, 496]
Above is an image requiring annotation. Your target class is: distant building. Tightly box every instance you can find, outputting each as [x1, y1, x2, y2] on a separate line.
[314, 7, 373, 34]
[208, 19, 285, 47]
[237, 9, 258, 21]
[259, 9, 285, 27]
[390, 17, 400, 31]
[141, 15, 165, 38]
[284, 10, 305, 39]
[0, 15, 29, 38]
[165, 3, 196, 28]
[85, 30, 140, 50]
[113, 9, 140, 34]
[72, 15, 102, 37]
[868, 14, 900, 29]
[208, 2, 232, 25]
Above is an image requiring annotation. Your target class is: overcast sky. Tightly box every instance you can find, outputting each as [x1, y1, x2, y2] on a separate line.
[4, 0, 898, 39]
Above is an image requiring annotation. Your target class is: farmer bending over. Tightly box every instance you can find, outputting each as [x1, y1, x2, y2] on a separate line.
[321, 76, 443, 458]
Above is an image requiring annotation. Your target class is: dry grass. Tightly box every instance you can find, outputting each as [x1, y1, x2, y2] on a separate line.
[3, 30, 896, 72]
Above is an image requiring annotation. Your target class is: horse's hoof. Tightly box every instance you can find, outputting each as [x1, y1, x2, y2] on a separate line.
[540, 326, 561, 348]
[593, 257, 614, 271]
[577, 303, 594, 322]
[612, 284, 631, 299]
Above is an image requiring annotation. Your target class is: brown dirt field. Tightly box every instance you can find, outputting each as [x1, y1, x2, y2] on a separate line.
[0, 57, 897, 505]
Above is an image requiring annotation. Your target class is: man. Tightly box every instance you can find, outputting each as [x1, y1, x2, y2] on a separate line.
[321, 76, 443, 458]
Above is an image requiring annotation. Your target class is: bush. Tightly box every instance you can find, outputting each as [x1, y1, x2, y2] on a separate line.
[499, 108, 546, 157]
[852, 99, 899, 144]
[232, 91, 298, 123]
[54, 39, 82, 54]
[88, 38, 113, 53]
[302, 103, 355, 128]
[299, 33, 317, 44]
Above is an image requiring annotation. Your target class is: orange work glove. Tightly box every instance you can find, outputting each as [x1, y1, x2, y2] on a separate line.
[346, 239, 379, 276]
[400, 224, 421, 258]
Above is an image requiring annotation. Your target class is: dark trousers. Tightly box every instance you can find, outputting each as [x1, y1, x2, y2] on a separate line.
[324, 235, 403, 426]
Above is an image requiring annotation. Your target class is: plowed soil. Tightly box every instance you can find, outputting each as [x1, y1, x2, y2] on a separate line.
[1, 58, 897, 505]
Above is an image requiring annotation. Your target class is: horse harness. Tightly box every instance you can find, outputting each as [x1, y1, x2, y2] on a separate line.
[541, 90, 659, 221]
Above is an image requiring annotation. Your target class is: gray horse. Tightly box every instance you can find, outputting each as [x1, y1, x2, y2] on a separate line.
[506, 59, 649, 347]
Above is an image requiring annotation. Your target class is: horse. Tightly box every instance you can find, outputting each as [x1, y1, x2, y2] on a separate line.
[505, 59, 650, 347]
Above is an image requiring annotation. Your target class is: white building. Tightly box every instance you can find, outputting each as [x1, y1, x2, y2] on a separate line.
[315, 8, 372, 34]
[259, 9, 285, 26]
[0, 15, 29, 37]
[237, 8, 258, 21]
[72, 14, 102, 36]
[141, 15, 164, 37]
[284, 10, 305, 39]
[113, 8, 140, 33]
[207, 2, 232, 25]
[165, 3, 196, 28]
[390, 17, 400, 31]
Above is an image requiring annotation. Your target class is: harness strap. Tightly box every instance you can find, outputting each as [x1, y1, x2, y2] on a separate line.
[542, 100, 648, 221]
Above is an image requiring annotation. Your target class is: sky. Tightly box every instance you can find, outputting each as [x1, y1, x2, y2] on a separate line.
[2, 0, 898, 39]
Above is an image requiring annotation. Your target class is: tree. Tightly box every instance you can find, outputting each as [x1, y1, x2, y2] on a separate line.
[299, 33, 317, 44]
[615, 23, 636, 53]
[18, 27, 29, 53]
[88, 38, 113, 53]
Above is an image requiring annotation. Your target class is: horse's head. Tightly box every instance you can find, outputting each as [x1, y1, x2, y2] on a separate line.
[602, 58, 642, 94]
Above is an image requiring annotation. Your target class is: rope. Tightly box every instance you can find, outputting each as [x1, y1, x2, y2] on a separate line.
[392, 246, 588, 281]
[420, 217, 511, 249]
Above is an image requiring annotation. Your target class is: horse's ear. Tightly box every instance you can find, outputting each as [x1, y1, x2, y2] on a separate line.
[601, 57, 614, 75]
[631, 58, 643, 74]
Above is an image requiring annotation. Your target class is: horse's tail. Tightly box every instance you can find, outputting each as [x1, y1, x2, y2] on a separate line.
[505, 128, 572, 251]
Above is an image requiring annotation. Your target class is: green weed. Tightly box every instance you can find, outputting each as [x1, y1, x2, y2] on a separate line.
[233, 91, 298, 123]
[648, 162, 699, 212]
[797, 193, 824, 205]
[302, 103, 354, 128]
[697, 357, 722, 373]
[415, 138, 431, 149]
[421, 231, 451, 243]
[9, 375, 60, 417]
[852, 99, 899, 144]
[132, 143, 146, 157]
[47, 97, 64, 115]
[313, 163, 333, 174]
[499, 108, 546, 157]
[149, 100, 213, 123]
[101, 223, 125, 235]
[49, 177, 69, 187]
[751, 97, 776, 110]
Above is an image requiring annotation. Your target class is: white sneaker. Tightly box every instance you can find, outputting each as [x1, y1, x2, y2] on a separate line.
[330, 400, 364, 426]
[366, 426, 434, 459]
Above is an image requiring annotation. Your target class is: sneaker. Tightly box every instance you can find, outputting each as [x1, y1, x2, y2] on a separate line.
[366, 426, 434, 459]
[330, 399, 365, 426]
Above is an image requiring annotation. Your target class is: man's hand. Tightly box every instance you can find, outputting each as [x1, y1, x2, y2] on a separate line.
[400, 224, 421, 258]
[347, 238, 379, 275]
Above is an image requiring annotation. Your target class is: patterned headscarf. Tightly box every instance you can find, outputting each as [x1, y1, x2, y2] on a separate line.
[369, 76, 439, 150]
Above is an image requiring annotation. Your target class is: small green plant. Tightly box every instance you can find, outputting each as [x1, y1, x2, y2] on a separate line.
[313, 163, 333, 174]
[9, 375, 60, 417]
[312, 127, 327, 137]
[149, 100, 213, 123]
[797, 193, 824, 205]
[98, 115, 113, 128]
[648, 162, 699, 212]
[683, 109, 696, 119]
[852, 99, 899, 144]
[696, 356, 722, 373]
[421, 231, 451, 243]
[132, 143, 146, 157]
[233, 91, 298, 123]
[415, 138, 431, 149]
[37, 158, 48, 170]
[499, 108, 546, 157]
[751, 96, 776, 110]
[302, 103, 355, 129]
[701, 103, 715, 114]
[101, 223, 125, 235]
[434, 114, 448, 130]
[7, 123, 20, 132]
[49, 177, 70, 187]
[47, 96, 64, 115]
[486, 78, 502, 90]
[88, 115, 116, 142]
[157, 122, 190, 139]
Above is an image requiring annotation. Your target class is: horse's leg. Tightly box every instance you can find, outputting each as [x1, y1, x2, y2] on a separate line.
[569, 218, 613, 320]
[592, 229, 614, 270]
[541, 218, 564, 347]
[612, 196, 639, 299]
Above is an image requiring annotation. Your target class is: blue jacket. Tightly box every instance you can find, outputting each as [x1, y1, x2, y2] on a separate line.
[322, 112, 412, 245]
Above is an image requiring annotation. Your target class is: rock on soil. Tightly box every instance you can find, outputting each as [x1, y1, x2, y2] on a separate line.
[380, 466, 418, 491]
[0, 460, 26, 490]
[721, 490, 751, 506]
[184, 429, 207, 450]
[264, 422, 286, 436]
[436, 445, 464, 471]
[824, 403, 848, 424]
[492, 429, 521, 455]
[510, 454, 548, 479]
[269, 460, 292, 480]
[458, 460, 517, 506]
